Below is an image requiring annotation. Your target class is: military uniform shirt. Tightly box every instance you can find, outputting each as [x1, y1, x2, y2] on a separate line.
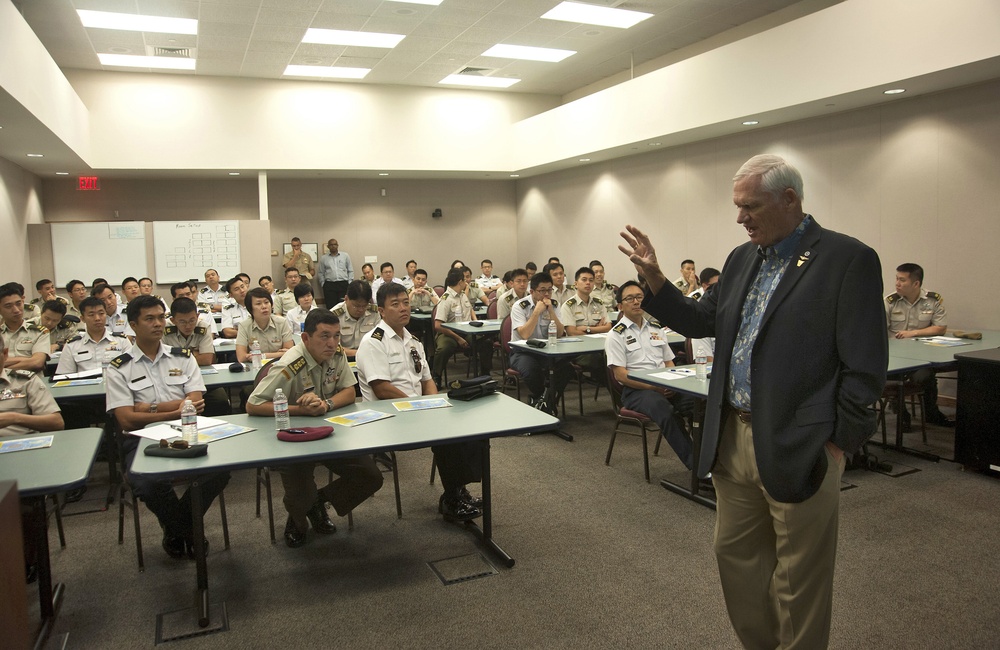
[284, 304, 317, 333]
[592, 283, 618, 307]
[356, 325, 431, 402]
[55, 330, 128, 374]
[605, 315, 675, 371]
[282, 250, 315, 279]
[560, 293, 608, 329]
[552, 285, 573, 307]
[497, 291, 527, 321]
[105, 343, 206, 412]
[220, 300, 251, 331]
[199, 285, 229, 308]
[408, 287, 435, 311]
[885, 289, 947, 334]
[399, 275, 414, 291]
[435, 288, 474, 324]
[330, 301, 382, 350]
[510, 295, 555, 343]
[235, 316, 293, 353]
[273, 289, 298, 315]
[1, 320, 50, 360]
[248, 343, 356, 406]
[163, 321, 215, 358]
[106, 305, 134, 337]
[46, 321, 79, 350]
[0, 368, 60, 437]
[477, 275, 502, 292]
[66, 303, 88, 331]
[466, 283, 488, 305]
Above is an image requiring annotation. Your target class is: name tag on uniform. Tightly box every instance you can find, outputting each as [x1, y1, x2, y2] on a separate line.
[73, 349, 94, 361]
[129, 375, 153, 390]
[625, 335, 640, 351]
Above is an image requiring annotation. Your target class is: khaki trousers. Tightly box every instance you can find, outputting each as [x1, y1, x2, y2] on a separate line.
[713, 415, 844, 650]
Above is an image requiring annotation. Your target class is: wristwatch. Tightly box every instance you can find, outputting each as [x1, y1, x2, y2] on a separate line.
[324, 398, 334, 412]
[149, 402, 158, 414]
[586, 327, 592, 334]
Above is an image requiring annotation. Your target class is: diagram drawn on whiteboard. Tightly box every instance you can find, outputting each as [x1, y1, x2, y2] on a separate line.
[153, 221, 242, 284]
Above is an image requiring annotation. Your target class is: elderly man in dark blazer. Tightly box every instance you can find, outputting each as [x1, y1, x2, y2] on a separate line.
[620, 154, 886, 650]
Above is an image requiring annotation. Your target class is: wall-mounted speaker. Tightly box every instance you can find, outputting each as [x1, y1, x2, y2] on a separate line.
[432, 208, 443, 218]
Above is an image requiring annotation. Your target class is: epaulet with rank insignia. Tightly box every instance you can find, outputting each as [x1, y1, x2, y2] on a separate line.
[26, 321, 43, 332]
[926, 291, 942, 302]
[371, 327, 385, 342]
[518, 299, 531, 309]
[110, 352, 131, 368]
[170, 347, 191, 357]
[504, 293, 514, 304]
[194, 325, 207, 335]
[165, 325, 178, 334]
[67, 333, 84, 343]
[366, 304, 379, 314]
[57, 320, 74, 330]
[565, 297, 578, 307]
[612, 322, 627, 334]
[593, 297, 603, 305]
[111, 332, 127, 338]
[288, 356, 307, 374]
[11, 369, 35, 379]
[200, 286, 210, 293]
[24, 303, 37, 313]
[469, 281, 479, 288]
[886, 293, 900, 304]
[29, 297, 42, 305]
[551, 299, 558, 307]
[332, 306, 346, 316]
[692, 292, 702, 301]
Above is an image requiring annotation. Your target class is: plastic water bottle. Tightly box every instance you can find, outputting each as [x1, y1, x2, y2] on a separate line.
[250, 338, 262, 372]
[181, 399, 198, 445]
[695, 355, 708, 380]
[547, 319, 557, 346]
[273, 388, 290, 431]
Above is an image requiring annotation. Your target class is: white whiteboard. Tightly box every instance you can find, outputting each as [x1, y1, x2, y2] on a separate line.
[51, 222, 148, 287]
[153, 221, 241, 284]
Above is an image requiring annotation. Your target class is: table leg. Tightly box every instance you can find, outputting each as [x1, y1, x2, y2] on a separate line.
[465, 439, 515, 568]
[658, 397, 716, 510]
[189, 478, 210, 628]
[542, 358, 573, 442]
[27, 495, 66, 649]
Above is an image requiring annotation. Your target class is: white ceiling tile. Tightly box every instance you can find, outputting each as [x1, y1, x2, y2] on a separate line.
[198, 21, 254, 39]
[198, 4, 261, 23]
[241, 50, 292, 66]
[495, 0, 561, 17]
[246, 39, 299, 55]
[260, 0, 323, 10]
[425, 8, 486, 28]
[197, 34, 252, 50]
[309, 12, 368, 30]
[73, 0, 140, 11]
[294, 42, 347, 58]
[250, 24, 307, 41]
[391, 36, 452, 54]
[315, 0, 372, 14]
[361, 15, 425, 34]
[334, 56, 384, 68]
[256, 8, 315, 27]
[136, 0, 201, 19]
[196, 59, 244, 75]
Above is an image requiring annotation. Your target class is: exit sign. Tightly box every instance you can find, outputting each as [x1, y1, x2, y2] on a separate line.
[77, 176, 100, 191]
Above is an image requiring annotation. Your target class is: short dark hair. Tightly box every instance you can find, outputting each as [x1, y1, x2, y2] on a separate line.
[92, 278, 108, 287]
[126, 295, 164, 324]
[345, 280, 372, 302]
[291, 237, 301, 243]
[0, 284, 21, 302]
[293, 284, 313, 300]
[304, 309, 339, 335]
[543, 262, 563, 274]
[380, 262, 393, 272]
[589, 260, 603, 268]
[460, 266, 473, 276]
[681, 259, 695, 267]
[700, 267, 721, 285]
[42, 299, 66, 316]
[406, 259, 416, 267]
[170, 282, 190, 298]
[510, 268, 528, 281]
[616, 281, 643, 304]
[258, 275, 272, 285]
[481, 258, 492, 266]
[91, 283, 114, 298]
[139, 277, 152, 285]
[361, 263, 373, 272]
[414, 268, 428, 279]
[445, 268, 465, 288]
[121, 276, 139, 288]
[376, 281, 407, 307]
[35, 278, 53, 291]
[501, 271, 511, 283]
[897, 263, 924, 285]
[224, 276, 244, 293]
[284, 266, 300, 277]
[450, 259, 465, 269]
[530, 272, 553, 290]
[79, 296, 104, 313]
[525, 262, 537, 272]
[547, 257, 560, 265]
[66, 279, 85, 293]
[170, 297, 198, 316]
[205, 268, 218, 276]
[237, 273, 251, 284]
[574, 266, 594, 281]
[246, 287, 273, 317]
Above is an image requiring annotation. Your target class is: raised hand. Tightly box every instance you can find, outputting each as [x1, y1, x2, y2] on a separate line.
[619, 224, 667, 294]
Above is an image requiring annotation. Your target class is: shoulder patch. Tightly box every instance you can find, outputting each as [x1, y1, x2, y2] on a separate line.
[518, 299, 531, 309]
[111, 332, 127, 338]
[11, 369, 35, 379]
[332, 306, 346, 316]
[67, 333, 84, 343]
[504, 293, 514, 303]
[170, 347, 191, 357]
[592, 297, 603, 305]
[26, 321, 43, 332]
[565, 297, 578, 307]
[366, 304, 379, 314]
[926, 291, 942, 301]
[195, 325, 207, 335]
[886, 293, 900, 304]
[110, 352, 132, 368]
[57, 320, 73, 330]
[24, 303, 37, 312]
[612, 322, 627, 334]
[164, 325, 178, 334]
[371, 327, 384, 342]
[200, 286, 210, 293]
[288, 356, 307, 375]
[551, 299, 558, 307]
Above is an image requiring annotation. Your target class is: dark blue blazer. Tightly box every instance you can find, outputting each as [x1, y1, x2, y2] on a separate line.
[644, 218, 887, 502]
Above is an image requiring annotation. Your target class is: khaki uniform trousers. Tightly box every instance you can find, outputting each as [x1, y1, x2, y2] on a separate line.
[712, 414, 845, 650]
[278, 456, 383, 530]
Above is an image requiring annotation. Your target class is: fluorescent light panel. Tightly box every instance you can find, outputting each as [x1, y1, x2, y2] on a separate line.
[482, 44, 575, 63]
[302, 28, 404, 48]
[98, 53, 195, 70]
[439, 75, 520, 88]
[78, 10, 197, 35]
[284, 65, 370, 79]
[542, 2, 653, 29]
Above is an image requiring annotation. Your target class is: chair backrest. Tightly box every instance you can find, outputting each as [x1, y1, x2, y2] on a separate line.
[486, 290, 496, 303]
[487, 298, 498, 320]
[433, 285, 445, 297]
[253, 360, 276, 389]
[500, 315, 513, 354]
[606, 365, 625, 414]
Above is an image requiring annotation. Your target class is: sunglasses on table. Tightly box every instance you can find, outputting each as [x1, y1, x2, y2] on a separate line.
[160, 439, 190, 450]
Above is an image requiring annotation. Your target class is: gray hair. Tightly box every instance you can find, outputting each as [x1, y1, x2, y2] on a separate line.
[734, 154, 804, 202]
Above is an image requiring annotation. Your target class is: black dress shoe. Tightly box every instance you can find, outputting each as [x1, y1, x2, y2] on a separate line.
[185, 537, 209, 560]
[459, 486, 484, 508]
[439, 493, 481, 522]
[284, 516, 307, 548]
[927, 412, 955, 427]
[64, 486, 87, 503]
[162, 534, 186, 559]
[306, 499, 338, 535]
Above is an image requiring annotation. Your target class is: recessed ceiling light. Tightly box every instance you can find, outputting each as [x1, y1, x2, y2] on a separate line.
[439, 75, 520, 88]
[56, 172, 69, 175]
[648, 142, 661, 146]
[386, 0, 442, 5]
[283, 65, 370, 79]
[98, 53, 196, 70]
[482, 44, 575, 63]
[27, 153, 44, 158]
[883, 88, 905, 95]
[579, 158, 591, 162]
[742, 120, 759, 125]
[77, 10, 197, 35]
[302, 28, 405, 49]
[229, 172, 240, 176]
[542, 2, 653, 29]
[378, 173, 390, 176]
[510, 174, 520, 177]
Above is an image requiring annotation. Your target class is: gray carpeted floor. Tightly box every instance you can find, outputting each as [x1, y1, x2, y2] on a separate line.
[27, 385, 1000, 649]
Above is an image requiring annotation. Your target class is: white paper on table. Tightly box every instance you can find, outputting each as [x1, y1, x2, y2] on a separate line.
[127, 424, 179, 441]
[648, 370, 689, 381]
[52, 368, 103, 381]
[584, 333, 608, 339]
[162, 416, 229, 431]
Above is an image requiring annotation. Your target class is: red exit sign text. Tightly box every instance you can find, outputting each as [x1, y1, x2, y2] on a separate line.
[77, 176, 101, 191]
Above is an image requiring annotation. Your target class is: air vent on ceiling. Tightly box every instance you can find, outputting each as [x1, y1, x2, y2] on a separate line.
[153, 47, 192, 58]
[457, 67, 493, 76]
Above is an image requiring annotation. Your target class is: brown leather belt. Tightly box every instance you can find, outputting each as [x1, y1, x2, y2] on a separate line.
[727, 405, 752, 424]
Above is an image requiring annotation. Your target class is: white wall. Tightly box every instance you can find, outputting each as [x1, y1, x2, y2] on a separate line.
[0, 157, 43, 289]
[516, 78, 1000, 331]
